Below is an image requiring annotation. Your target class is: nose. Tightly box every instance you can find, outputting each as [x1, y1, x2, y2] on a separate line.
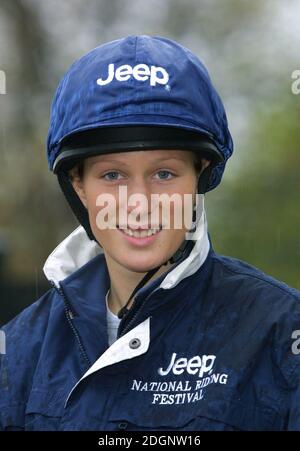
[120, 176, 153, 227]
[126, 175, 152, 199]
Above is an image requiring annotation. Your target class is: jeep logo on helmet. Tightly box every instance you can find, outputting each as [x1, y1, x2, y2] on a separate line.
[96, 63, 169, 87]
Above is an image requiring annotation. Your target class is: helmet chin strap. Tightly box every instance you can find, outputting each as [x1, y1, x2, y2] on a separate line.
[58, 171, 95, 241]
[116, 224, 197, 319]
[117, 166, 211, 319]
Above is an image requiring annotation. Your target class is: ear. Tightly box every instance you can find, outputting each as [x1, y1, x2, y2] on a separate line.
[194, 158, 212, 196]
[200, 158, 211, 174]
[69, 168, 88, 208]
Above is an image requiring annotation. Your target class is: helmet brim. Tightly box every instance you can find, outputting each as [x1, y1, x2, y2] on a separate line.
[53, 125, 224, 174]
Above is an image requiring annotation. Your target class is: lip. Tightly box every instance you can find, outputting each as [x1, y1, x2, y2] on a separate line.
[117, 227, 162, 247]
[118, 225, 162, 231]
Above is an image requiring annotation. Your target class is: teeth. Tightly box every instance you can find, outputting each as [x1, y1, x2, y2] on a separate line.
[121, 228, 160, 238]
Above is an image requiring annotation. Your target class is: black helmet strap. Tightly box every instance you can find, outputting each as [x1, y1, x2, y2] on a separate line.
[57, 171, 95, 241]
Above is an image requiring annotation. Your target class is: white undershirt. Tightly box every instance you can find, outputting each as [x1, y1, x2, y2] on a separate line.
[105, 289, 121, 346]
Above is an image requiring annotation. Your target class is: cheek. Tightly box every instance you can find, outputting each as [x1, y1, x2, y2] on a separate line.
[82, 183, 109, 232]
[168, 179, 197, 222]
[84, 182, 113, 215]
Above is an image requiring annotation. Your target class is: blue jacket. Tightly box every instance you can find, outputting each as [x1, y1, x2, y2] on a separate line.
[1, 223, 300, 431]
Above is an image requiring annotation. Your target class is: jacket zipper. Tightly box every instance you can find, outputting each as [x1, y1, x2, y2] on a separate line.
[117, 245, 192, 338]
[49, 280, 91, 367]
[117, 286, 160, 339]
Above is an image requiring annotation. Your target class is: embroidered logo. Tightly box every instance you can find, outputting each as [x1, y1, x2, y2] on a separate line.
[130, 352, 229, 406]
[96, 63, 169, 87]
[158, 352, 216, 378]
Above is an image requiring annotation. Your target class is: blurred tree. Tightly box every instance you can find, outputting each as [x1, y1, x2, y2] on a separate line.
[207, 94, 300, 289]
[0, 0, 77, 283]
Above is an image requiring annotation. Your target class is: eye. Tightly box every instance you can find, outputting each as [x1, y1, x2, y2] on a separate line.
[155, 170, 175, 180]
[102, 171, 122, 181]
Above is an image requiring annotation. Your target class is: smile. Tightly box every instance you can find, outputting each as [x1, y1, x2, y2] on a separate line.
[118, 227, 161, 238]
[116, 225, 163, 244]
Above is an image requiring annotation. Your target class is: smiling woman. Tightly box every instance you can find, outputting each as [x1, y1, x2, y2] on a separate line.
[1, 35, 300, 432]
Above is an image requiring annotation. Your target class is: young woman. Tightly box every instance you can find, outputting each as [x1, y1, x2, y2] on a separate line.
[1, 35, 300, 431]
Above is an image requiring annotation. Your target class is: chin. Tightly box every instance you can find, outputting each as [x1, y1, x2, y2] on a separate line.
[120, 256, 167, 273]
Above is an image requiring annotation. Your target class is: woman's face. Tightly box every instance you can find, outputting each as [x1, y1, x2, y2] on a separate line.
[71, 149, 210, 273]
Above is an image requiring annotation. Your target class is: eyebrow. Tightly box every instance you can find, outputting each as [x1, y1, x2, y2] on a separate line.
[92, 156, 187, 165]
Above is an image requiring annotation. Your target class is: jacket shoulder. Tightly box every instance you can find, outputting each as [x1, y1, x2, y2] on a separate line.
[212, 252, 300, 302]
[212, 253, 300, 393]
